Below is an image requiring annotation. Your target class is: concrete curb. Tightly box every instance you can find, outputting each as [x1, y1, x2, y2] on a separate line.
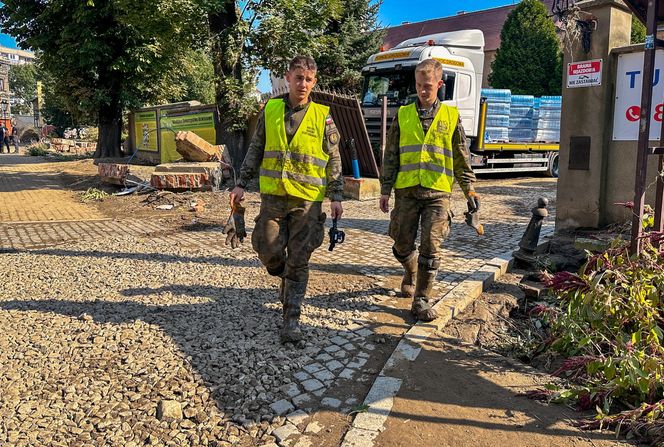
[340, 252, 513, 447]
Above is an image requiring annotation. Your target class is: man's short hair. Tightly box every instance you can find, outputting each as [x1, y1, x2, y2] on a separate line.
[289, 55, 318, 72]
[415, 59, 443, 80]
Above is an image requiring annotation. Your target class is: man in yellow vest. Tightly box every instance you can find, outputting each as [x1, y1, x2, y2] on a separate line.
[230, 55, 344, 344]
[379, 59, 479, 322]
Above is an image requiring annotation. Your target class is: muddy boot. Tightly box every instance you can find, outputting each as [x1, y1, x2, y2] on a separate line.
[281, 279, 306, 344]
[411, 260, 438, 321]
[396, 250, 417, 298]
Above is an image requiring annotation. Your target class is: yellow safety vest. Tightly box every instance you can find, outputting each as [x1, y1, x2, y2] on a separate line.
[260, 99, 329, 202]
[394, 102, 457, 192]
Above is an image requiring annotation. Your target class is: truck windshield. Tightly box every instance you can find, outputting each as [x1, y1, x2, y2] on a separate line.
[362, 70, 417, 107]
[361, 69, 456, 106]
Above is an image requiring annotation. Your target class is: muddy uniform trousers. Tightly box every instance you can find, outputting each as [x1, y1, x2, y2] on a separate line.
[251, 194, 326, 341]
[389, 187, 452, 319]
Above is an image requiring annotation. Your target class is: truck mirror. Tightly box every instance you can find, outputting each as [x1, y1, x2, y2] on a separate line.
[437, 84, 446, 101]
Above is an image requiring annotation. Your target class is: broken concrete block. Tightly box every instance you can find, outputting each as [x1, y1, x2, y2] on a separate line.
[98, 163, 130, 185]
[175, 131, 222, 162]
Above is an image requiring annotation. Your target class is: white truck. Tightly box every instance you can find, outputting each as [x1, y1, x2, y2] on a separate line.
[360, 29, 560, 177]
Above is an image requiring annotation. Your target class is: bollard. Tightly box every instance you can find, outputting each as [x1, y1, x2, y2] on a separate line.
[512, 197, 549, 266]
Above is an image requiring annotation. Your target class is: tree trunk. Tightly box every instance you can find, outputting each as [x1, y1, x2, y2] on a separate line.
[209, 2, 247, 170]
[94, 93, 123, 159]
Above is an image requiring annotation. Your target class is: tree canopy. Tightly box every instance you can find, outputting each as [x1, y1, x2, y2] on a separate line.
[0, 0, 208, 157]
[8, 63, 36, 115]
[489, 0, 562, 96]
[315, 0, 384, 92]
[1, 0, 383, 156]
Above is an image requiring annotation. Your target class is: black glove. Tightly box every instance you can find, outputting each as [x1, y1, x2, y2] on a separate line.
[467, 192, 480, 213]
[222, 204, 246, 249]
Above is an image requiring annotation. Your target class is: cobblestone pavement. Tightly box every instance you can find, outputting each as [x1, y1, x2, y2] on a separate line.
[0, 158, 557, 446]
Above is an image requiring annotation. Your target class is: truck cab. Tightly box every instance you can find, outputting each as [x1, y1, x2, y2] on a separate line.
[361, 29, 485, 143]
[361, 29, 560, 177]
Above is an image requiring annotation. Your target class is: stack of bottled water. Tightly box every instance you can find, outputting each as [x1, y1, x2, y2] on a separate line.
[508, 95, 534, 142]
[533, 96, 562, 142]
[481, 88, 510, 142]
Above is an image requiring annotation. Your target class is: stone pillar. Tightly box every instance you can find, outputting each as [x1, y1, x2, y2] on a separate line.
[555, 0, 632, 231]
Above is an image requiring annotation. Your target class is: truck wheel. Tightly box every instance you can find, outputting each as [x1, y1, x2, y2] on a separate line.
[546, 152, 559, 178]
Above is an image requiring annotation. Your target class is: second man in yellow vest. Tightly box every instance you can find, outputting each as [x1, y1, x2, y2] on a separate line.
[380, 59, 479, 322]
[231, 56, 344, 344]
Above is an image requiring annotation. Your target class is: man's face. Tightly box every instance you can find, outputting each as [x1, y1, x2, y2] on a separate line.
[415, 71, 443, 105]
[286, 67, 317, 103]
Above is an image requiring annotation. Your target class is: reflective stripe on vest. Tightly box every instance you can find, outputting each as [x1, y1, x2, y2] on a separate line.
[394, 102, 457, 192]
[260, 99, 329, 201]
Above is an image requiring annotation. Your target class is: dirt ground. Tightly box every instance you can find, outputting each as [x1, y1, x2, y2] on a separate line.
[373, 272, 635, 447]
[375, 334, 633, 447]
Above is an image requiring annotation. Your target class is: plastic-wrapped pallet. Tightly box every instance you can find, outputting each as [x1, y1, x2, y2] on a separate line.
[533, 95, 561, 142]
[484, 127, 509, 142]
[481, 89, 510, 142]
[508, 95, 534, 142]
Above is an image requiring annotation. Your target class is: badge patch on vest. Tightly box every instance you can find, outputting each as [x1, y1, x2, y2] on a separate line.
[301, 126, 319, 138]
[437, 120, 449, 134]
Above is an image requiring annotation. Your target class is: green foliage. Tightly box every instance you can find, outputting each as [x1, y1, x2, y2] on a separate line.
[540, 242, 664, 438]
[315, 0, 384, 92]
[8, 63, 37, 115]
[631, 15, 646, 44]
[39, 68, 94, 136]
[150, 48, 216, 106]
[489, 0, 562, 96]
[26, 144, 49, 156]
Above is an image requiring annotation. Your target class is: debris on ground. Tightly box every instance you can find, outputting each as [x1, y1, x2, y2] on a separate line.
[189, 199, 206, 213]
[81, 187, 109, 203]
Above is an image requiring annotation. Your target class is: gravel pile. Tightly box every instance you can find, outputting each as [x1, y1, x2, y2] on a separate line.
[0, 232, 377, 446]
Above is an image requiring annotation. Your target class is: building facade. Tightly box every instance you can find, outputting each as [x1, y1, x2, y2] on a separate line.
[0, 58, 11, 124]
[0, 46, 35, 65]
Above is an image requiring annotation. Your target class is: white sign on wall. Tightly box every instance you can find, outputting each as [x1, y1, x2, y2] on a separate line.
[567, 59, 602, 88]
[613, 50, 664, 140]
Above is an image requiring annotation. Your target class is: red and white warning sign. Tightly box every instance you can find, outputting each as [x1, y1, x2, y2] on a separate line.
[567, 59, 602, 88]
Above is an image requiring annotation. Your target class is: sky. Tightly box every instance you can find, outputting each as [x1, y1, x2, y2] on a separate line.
[0, 0, 518, 90]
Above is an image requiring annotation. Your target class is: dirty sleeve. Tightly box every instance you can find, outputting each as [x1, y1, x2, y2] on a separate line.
[236, 111, 266, 189]
[379, 116, 400, 196]
[452, 119, 477, 197]
[324, 113, 344, 202]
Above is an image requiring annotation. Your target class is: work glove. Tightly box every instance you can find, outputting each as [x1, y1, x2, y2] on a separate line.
[222, 204, 247, 249]
[464, 191, 484, 236]
[467, 191, 480, 213]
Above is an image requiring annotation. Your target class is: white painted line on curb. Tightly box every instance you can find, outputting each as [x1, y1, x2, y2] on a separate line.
[340, 256, 512, 447]
[350, 376, 402, 432]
